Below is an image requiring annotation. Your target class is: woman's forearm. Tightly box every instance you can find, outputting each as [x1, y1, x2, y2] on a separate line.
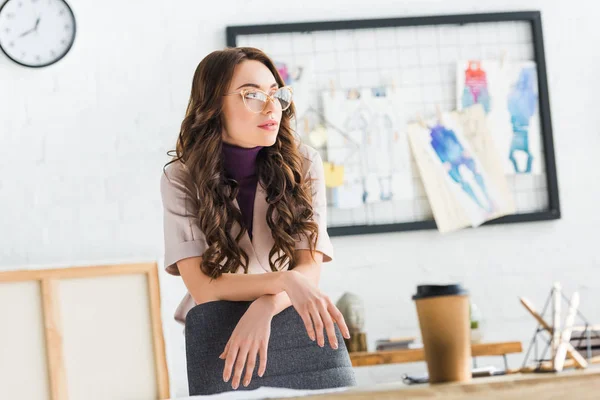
[209, 270, 289, 301]
[178, 251, 322, 305]
[256, 261, 321, 316]
[177, 256, 289, 303]
[258, 291, 293, 315]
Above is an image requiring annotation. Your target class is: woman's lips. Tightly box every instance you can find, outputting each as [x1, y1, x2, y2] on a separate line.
[258, 120, 278, 131]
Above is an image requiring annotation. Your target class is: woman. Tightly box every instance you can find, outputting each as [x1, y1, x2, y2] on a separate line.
[160, 47, 357, 396]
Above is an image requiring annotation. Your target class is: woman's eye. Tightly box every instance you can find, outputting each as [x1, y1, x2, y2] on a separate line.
[245, 91, 262, 100]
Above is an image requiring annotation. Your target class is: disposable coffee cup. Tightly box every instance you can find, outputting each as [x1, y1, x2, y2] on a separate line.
[412, 284, 471, 384]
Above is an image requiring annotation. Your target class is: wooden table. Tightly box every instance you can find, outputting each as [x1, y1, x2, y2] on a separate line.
[350, 341, 523, 369]
[283, 367, 600, 399]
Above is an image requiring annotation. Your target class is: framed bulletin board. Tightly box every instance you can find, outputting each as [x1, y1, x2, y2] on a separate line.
[0, 262, 169, 400]
[226, 11, 560, 236]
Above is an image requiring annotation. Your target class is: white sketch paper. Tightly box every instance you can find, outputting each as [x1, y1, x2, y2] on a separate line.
[407, 105, 515, 233]
[322, 88, 413, 209]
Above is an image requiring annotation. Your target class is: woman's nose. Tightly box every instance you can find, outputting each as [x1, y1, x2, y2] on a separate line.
[263, 97, 279, 115]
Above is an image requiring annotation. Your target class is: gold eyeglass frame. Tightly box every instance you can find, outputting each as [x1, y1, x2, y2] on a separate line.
[224, 86, 294, 114]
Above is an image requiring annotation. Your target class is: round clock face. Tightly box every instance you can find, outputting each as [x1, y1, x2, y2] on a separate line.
[0, 0, 76, 68]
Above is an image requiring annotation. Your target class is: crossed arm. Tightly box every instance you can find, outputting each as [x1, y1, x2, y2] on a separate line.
[177, 249, 320, 305]
[177, 249, 349, 389]
[250, 249, 322, 316]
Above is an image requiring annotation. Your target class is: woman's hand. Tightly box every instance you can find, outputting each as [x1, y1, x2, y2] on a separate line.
[283, 270, 351, 348]
[220, 298, 274, 390]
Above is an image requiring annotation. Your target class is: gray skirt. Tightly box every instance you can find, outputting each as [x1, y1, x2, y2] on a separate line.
[184, 300, 357, 396]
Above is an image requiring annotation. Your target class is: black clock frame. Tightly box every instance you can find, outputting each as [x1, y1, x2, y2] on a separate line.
[0, 0, 77, 68]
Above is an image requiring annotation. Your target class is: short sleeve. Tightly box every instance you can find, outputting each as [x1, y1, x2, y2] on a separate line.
[160, 162, 208, 276]
[295, 146, 334, 262]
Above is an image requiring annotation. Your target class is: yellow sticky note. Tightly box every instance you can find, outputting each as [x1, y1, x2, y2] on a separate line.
[323, 162, 344, 188]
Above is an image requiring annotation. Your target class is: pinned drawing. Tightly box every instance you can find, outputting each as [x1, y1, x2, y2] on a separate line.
[507, 65, 538, 174]
[457, 60, 542, 175]
[461, 61, 491, 113]
[457, 105, 514, 212]
[429, 123, 494, 213]
[274, 58, 316, 140]
[407, 105, 515, 233]
[322, 87, 413, 209]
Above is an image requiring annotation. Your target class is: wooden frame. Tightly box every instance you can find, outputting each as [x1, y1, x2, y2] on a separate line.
[0, 262, 169, 400]
[226, 11, 561, 237]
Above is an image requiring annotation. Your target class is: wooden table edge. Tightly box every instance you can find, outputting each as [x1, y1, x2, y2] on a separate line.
[350, 341, 523, 367]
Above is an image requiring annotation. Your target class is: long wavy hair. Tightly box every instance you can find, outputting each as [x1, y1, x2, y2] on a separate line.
[164, 47, 319, 279]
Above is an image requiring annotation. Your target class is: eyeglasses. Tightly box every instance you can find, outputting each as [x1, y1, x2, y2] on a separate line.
[224, 86, 293, 113]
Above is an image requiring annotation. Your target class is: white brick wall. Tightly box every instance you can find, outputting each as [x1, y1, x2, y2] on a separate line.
[1, 0, 599, 398]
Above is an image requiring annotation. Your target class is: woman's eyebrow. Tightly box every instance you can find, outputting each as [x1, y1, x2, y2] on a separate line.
[235, 82, 279, 90]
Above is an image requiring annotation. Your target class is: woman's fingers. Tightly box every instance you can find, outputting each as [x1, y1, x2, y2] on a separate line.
[309, 302, 325, 347]
[231, 345, 249, 390]
[242, 346, 259, 387]
[327, 299, 351, 339]
[223, 340, 269, 389]
[298, 308, 316, 342]
[258, 343, 268, 377]
[222, 344, 239, 383]
[219, 340, 231, 359]
[317, 299, 338, 349]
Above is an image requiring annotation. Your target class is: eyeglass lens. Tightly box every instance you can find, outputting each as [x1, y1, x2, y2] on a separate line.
[243, 88, 292, 112]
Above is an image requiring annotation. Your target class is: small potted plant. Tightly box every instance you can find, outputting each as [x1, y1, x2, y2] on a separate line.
[470, 301, 483, 343]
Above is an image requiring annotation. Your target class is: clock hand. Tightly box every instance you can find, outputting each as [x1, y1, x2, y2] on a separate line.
[18, 17, 41, 38]
[18, 27, 35, 38]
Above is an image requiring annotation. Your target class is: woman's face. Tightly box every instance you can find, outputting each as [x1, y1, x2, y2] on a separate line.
[222, 60, 282, 148]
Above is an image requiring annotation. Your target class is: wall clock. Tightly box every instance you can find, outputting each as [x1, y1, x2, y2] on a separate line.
[0, 0, 76, 68]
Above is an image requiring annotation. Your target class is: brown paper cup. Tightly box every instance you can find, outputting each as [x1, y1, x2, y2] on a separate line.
[413, 284, 471, 384]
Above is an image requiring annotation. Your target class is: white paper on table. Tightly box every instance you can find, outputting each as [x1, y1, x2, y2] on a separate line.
[171, 385, 350, 400]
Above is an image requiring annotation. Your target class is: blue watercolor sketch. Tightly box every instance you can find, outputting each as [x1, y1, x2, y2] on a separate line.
[429, 124, 494, 213]
[507, 66, 537, 173]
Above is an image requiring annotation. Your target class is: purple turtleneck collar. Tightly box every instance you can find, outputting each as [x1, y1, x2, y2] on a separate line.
[222, 141, 264, 240]
[222, 141, 263, 181]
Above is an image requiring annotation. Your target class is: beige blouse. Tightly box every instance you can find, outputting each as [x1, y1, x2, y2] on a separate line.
[160, 143, 334, 325]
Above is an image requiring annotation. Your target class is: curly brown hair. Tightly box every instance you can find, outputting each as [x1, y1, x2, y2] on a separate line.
[164, 47, 319, 279]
